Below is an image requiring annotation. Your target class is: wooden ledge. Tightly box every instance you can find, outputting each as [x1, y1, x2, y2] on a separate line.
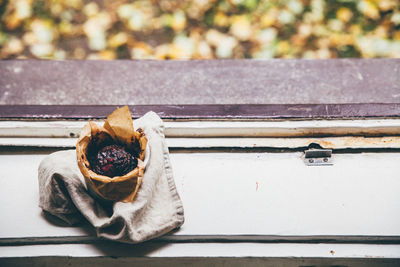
[0, 104, 400, 120]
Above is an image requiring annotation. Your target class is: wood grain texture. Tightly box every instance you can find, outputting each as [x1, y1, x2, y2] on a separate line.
[1, 256, 400, 267]
[0, 104, 400, 120]
[1, 59, 400, 105]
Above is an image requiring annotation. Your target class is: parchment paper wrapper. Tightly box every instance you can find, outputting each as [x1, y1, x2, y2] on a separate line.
[76, 106, 147, 202]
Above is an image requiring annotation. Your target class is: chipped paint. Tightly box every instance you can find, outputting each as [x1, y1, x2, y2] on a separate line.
[0, 120, 400, 149]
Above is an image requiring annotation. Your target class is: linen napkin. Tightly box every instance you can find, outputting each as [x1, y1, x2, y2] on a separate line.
[38, 111, 184, 243]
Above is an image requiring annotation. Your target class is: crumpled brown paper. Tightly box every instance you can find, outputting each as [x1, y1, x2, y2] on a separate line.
[76, 106, 147, 202]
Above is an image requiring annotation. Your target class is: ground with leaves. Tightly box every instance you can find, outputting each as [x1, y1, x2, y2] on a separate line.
[1, 0, 399, 59]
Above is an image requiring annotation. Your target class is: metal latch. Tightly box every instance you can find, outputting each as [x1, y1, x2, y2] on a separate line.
[304, 148, 333, 166]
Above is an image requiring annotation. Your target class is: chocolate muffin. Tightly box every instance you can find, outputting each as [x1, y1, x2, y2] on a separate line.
[89, 144, 138, 177]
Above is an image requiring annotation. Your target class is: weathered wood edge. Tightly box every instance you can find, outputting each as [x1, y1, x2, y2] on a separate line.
[1, 235, 400, 246]
[0, 104, 400, 120]
[1, 257, 400, 267]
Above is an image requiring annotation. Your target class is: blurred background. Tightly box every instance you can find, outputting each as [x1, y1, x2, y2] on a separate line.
[0, 0, 399, 60]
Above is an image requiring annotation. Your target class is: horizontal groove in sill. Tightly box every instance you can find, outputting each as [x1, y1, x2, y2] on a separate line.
[2, 235, 400, 246]
[1, 145, 400, 154]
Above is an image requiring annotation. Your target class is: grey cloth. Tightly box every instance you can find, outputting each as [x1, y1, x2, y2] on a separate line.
[38, 111, 184, 243]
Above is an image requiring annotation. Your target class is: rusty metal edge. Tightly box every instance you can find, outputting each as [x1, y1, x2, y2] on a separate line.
[0, 104, 400, 120]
